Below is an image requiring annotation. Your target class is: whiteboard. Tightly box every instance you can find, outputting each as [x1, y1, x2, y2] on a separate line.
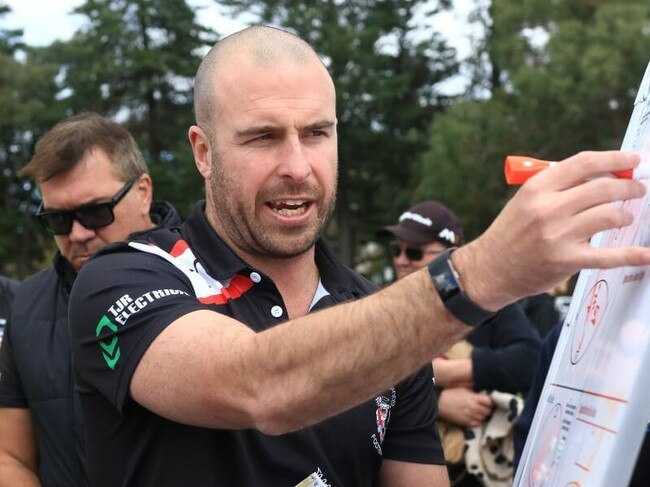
[514, 60, 650, 487]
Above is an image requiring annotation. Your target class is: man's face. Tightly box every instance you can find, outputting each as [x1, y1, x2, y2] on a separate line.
[39, 147, 152, 272]
[199, 56, 338, 261]
[391, 239, 447, 280]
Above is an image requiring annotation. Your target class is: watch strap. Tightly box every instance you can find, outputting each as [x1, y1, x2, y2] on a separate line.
[427, 249, 495, 327]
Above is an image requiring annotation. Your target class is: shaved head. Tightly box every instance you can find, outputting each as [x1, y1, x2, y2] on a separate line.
[193, 26, 330, 133]
[187, 24, 338, 264]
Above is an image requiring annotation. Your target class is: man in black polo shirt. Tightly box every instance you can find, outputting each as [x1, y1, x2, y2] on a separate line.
[68, 26, 650, 486]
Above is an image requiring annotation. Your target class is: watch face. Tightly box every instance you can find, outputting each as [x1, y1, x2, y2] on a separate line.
[429, 253, 460, 301]
[433, 270, 458, 299]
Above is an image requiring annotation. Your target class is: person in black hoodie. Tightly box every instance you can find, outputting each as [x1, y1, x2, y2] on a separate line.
[0, 113, 181, 487]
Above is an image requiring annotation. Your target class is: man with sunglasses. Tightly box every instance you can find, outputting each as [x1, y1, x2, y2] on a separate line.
[378, 201, 540, 485]
[66, 27, 650, 487]
[0, 112, 181, 487]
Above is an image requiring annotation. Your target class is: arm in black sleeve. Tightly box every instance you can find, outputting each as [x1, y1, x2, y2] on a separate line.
[69, 246, 205, 412]
[381, 364, 445, 465]
[469, 302, 542, 393]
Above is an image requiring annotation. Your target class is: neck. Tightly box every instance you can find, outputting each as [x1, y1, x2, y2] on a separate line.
[204, 202, 321, 318]
[247, 249, 320, 319]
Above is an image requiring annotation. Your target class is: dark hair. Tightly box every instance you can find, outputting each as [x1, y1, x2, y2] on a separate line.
[21, 112, 147, 183]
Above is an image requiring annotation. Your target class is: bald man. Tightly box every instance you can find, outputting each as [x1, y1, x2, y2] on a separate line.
[68, 26, 650, 486]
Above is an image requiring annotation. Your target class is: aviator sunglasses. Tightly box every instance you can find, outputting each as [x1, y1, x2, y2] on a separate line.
[36, 179, 135, 235]
[389, 242, 446, 261]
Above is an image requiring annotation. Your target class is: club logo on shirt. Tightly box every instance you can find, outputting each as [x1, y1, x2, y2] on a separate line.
[107, 289, 189, 326]
[371, 387, 396, 455]
[95, 315, 121, 370]
[95, 289, 189, 370]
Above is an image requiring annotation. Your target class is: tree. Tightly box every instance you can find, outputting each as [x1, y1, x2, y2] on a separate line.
[48, 0, 218, 215]
[0, 2, 22, 55]
[414, 0, 650, 241]
[0, 4, 66, 277]
[0, 0, 221, 276]
[217, 0, 459, 265]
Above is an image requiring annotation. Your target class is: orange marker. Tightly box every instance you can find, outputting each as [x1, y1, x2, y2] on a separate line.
[504, 155, 649, 185]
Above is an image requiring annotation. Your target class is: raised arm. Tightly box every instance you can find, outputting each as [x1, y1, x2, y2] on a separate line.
[130, 268, 466, 434]
[89, 151, 650, 435]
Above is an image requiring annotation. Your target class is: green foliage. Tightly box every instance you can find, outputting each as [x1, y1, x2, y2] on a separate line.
[0, 5, 68, 276]
[50, 0, 217, 163]
[2, 0, 650, 278]
[147, 144, 204, 218]
[412, 96, 514, 240]
[0, 0, 216, 277]
[414, 0, 650, 242]
[0, 2, 22, 56]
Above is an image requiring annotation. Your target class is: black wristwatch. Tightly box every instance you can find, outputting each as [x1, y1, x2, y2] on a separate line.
[427, 249, 496, 327]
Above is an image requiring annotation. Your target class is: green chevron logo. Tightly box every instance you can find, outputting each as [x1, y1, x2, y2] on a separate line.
[95, 315, 121, 370]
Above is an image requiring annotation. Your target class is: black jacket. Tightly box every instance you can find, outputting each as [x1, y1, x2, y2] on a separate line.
[468, 302, 541, 394]
[0, 201, 181, 487]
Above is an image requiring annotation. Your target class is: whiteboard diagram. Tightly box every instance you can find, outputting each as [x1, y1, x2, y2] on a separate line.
[570, 279, 608, 365]
[515, 60, 650, 487]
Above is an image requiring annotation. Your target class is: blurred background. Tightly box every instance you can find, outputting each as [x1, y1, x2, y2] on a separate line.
[1, 0, 649, 285]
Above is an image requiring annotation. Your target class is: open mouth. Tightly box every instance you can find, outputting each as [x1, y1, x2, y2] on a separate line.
[267, 199, 312, 217]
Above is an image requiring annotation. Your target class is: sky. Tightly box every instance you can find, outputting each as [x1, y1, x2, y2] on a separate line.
[3, 0, 247, 44]
[4, 0, 474, 55]
[4, 0, 475, 94]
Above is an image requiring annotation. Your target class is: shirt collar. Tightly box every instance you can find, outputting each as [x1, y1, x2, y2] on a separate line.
[180, 201, 249, 281]
[181, 200, 366, 302]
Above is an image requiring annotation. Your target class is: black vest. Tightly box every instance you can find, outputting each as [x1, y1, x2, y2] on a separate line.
[4, 201, 181, 487]
[9, 264, 88, 486]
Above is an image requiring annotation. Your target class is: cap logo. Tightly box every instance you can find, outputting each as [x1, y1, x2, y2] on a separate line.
[439, 228, 456, 244]
[399, 211, 432, 227]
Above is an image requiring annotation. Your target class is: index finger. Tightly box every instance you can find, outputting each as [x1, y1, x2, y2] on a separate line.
[531, 151, 640, 192]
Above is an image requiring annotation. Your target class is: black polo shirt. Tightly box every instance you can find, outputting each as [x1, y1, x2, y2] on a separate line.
[69, 202, 443, 487]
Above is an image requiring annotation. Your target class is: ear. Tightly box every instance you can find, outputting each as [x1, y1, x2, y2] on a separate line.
[189, 125, 212, 180]
[135, 173, 153, 217]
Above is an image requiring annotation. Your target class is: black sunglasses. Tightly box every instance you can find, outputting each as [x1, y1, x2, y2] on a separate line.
[37, 179, 135, 235]
[389, 242, 446, 261]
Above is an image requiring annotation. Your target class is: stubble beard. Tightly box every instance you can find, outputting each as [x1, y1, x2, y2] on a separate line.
[209, 153, 337, 259]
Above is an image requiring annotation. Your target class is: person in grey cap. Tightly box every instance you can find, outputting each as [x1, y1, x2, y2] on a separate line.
[379, 201, 541, 486]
